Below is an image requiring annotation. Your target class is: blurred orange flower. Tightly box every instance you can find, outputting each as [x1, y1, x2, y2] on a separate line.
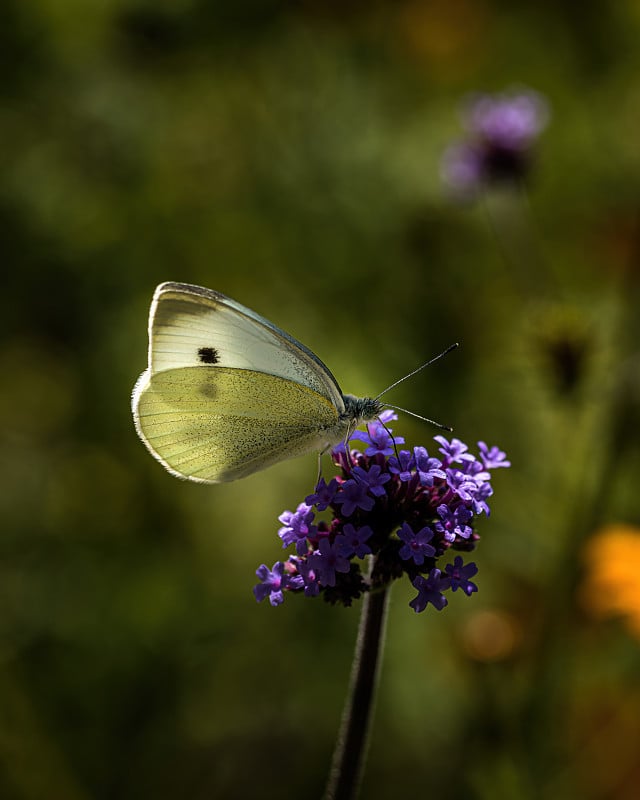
[394, 0, 487, 76]
[581, 524, 640, 638]
[459, 608, 522, 661]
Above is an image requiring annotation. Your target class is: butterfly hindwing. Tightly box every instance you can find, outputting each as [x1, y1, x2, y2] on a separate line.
[133, 366, 342, 482]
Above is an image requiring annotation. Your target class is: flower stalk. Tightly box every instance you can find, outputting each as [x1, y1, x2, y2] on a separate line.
[324, 566, 389, 800]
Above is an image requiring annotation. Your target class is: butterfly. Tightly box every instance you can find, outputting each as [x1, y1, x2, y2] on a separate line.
[131, 282, 387, 483]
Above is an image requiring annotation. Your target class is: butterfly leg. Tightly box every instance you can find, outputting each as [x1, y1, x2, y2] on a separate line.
[378, 416, 401, 460]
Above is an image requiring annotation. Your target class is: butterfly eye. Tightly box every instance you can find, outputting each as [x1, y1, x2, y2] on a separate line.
[198, 346, 220, 364]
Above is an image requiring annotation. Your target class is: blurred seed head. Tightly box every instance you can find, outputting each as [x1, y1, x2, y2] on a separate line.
[528, 305, 593, 397]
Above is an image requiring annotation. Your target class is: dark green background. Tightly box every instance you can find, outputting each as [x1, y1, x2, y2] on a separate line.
[2, 1, 640, 798]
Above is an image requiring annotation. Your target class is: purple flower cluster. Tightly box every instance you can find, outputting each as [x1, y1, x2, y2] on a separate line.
[254, 412, 510, 613]
[441, 88, 549, 197]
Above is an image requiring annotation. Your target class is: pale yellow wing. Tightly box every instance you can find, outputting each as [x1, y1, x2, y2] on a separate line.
[133, 366, 344, 483]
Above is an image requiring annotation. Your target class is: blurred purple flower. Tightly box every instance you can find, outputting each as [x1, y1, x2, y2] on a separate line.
[442, 88, 549, 196]
[467, 91, 548, 147]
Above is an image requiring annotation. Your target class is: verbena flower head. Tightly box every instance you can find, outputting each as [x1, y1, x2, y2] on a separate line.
[254, 414, 510, 614]
[441, 87, 549, 196]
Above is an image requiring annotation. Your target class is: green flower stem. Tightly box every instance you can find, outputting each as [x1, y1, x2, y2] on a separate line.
[324, 563, 390, 800]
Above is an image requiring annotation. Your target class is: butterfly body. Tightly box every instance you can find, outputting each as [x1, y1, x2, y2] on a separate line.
[132, 282, 383, 483]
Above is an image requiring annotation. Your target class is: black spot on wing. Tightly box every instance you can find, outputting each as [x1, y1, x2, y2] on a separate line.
[198, 346, 220, 364]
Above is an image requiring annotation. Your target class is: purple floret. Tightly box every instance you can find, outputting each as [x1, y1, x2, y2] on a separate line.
[352, 465, 391, 497]
[409, 569, 449, 613]
[387, 450, 415, 482]
[443, 556, 478, 595]
[435, 504, 474, 542]
[478, 441, 512, 470]
[334, 479, 375, 517]
[397, 522, 436, 565]
[278, 502, 316, 556]
[350, 418, 404, 457]
[338, 523, 374, 559]
[305, 477, 340, 511]
[413, 446, 446, 487]
[254, 562, 303, 607]
[308, 538, 351, 587]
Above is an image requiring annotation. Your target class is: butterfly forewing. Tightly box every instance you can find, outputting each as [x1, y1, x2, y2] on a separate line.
[148, 283, 345, 412]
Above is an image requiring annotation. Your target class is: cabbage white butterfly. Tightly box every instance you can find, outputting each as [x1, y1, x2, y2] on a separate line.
[133, 282, 385, 483]
[132, 282, 455, 483]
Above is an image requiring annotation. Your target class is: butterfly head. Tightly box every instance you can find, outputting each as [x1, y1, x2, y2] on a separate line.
[342, 395, 384, 426]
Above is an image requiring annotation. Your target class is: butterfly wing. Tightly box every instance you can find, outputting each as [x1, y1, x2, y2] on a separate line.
[133, 366, 343, 482]
[147, 282, 345, 408]
[132, 283, 348, 482]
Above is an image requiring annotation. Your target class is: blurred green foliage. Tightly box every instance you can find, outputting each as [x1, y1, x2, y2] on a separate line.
[2, 1, 640, 798]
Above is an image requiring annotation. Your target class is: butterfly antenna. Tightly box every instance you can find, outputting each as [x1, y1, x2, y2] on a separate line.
[383, 403, 453, 432]
[375, 342, 459, 400]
